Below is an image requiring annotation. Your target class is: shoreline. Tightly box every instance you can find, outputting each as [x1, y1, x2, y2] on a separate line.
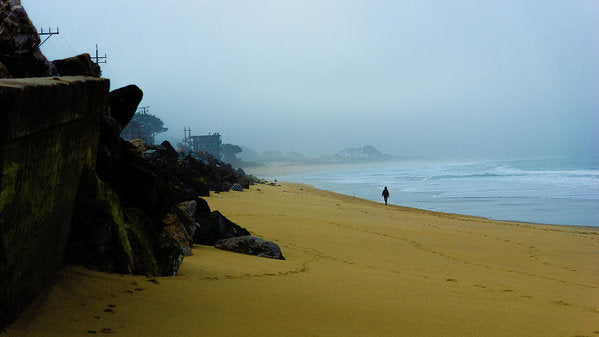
[245, 161, 599, 228]
[4, 182, 599, 336]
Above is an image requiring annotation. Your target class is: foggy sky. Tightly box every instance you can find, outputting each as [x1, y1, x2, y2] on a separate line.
[24, 0, 599, 159]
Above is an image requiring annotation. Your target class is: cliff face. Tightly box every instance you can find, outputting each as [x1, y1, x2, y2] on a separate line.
[0, 76, 109, 328]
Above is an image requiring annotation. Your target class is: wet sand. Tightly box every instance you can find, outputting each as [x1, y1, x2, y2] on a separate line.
[3, 183, 599, 336]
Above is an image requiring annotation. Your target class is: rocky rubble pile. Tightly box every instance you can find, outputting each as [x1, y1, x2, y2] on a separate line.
[67, 81, 258, 276]
[1, 1, 282, 278]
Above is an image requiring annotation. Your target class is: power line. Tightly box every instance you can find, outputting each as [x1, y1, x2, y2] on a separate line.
[62, 37, 76, 54]
[38, 27, 59, 46]
[91, 44, 107, 64]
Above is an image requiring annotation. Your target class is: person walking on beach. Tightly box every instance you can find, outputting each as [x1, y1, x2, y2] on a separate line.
[382, 187, 390, 205]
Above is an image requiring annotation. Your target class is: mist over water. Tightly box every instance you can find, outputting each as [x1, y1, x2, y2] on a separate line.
[24, 0, 599, 160]
[21, 1, 599, 223]
[274, 156, 599, 227]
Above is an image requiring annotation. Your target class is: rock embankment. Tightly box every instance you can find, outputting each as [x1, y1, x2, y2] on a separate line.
[0, 1, 264, 330]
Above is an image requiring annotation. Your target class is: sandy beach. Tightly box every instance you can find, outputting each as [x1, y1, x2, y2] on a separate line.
[3, 183, 599, 337]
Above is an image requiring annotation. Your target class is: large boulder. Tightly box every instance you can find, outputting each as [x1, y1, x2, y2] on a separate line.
[215, 236, 285, 260]
[52, 53, 101, 77]
[194, 211, 250, 245]
[0, 2, 57, 78]
[67, 167, 184, 276]
[108, 85, 143, 131]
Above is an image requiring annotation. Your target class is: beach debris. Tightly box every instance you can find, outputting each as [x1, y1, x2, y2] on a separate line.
[215, 236, 285, 260]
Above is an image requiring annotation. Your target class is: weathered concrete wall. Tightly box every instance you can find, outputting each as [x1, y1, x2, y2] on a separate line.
[0, 76, 109, 328]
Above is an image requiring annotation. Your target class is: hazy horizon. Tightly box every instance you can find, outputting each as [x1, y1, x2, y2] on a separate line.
[24, 0, 599, 159]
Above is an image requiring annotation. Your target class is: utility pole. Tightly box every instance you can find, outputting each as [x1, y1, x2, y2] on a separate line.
[91, 44, 107, 64]
[183, 127, 193, 149]
[38, 27, 59, 46]
[137, 106, 150, 115]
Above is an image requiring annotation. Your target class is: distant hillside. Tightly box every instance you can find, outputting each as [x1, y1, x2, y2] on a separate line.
[333, 145, 392, 161]
[239, 146, 263, 162]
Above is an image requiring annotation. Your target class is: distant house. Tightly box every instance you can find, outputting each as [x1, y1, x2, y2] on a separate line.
[191, 133, 222, 159]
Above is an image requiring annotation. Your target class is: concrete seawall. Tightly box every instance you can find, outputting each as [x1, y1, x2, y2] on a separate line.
[0, 76, 109, 328]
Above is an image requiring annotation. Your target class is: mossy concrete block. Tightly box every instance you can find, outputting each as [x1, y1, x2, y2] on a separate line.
[0, 76, 109, 329]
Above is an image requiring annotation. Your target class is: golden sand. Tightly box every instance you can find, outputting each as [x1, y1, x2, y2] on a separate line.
[3, 183, 599, 336]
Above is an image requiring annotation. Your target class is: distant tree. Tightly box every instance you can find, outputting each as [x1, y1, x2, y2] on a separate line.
[121, 113, 168, 144]
[131, 113, 167, 135]
[361, 145, 382, 157]
[222, 143, 243, 167]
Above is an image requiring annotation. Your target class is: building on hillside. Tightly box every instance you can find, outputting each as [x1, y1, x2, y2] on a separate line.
[190, 132, 222, 159]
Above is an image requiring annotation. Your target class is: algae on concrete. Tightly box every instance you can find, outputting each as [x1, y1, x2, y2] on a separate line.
[0, 76, 109, 329]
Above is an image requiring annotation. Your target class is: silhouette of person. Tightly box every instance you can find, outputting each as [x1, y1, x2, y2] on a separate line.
[382, 187, 390, 205]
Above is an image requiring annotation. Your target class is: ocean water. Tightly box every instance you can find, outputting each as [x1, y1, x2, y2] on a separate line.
[271, 156, 599, 227]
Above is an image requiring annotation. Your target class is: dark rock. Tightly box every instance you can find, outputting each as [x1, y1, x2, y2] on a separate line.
[162, 213, 193, 256]
[160, 140, 179, 160]
[238, 176, 250, 189]
[194, 211, 250, 245]
[231, 183, 243, 191]
[108, 85, 143, 131]
[0, 61, 10, 78]
[236, 168, 246, 176]
[96, 140, 175, 222]
[0, 2, 57, 78]
[67, 167, 184, 275]
[196, 197, 211, 214]
[177, 200, 197, 219]
[129, 138, 149, 156]
[215, 236, 285, 260]
[52, 53, 101, 77]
